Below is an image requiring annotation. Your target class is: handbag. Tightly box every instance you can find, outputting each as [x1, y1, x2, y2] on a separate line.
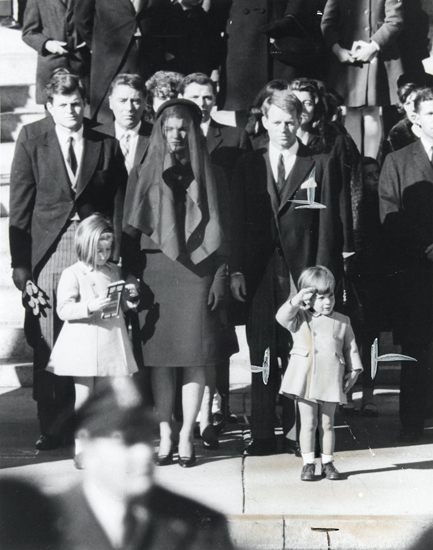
[270, 15, 322, 66]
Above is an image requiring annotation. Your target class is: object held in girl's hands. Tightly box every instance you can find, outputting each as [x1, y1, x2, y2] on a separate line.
[370, 337, 417, 380]
[101, 280, 125, 319]
[22, 280, 50, 317]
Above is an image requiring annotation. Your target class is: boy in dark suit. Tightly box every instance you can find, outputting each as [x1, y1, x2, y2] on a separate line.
[9, 72, 128, 450]
[230, 90, 343, 455]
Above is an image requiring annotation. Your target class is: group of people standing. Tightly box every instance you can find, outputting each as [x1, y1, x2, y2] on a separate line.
[7, 0, 433, 485]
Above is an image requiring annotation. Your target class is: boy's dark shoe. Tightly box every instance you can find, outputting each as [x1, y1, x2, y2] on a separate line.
[300, 463, 316, 481]
[321, 462, 341, 480]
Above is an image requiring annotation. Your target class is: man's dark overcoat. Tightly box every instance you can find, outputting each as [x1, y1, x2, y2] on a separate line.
[9, 127, 127, 275]
[58, 484, 234, 550]
[230, 142, 343, 310]
[74, 0, 170, 122]
[379, 139, 433, 347]
[22, 0, 91, 104]
[206, 119, 252, 185]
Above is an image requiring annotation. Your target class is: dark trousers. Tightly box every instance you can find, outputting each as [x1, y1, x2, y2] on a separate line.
[33, 222, 77, 439]
[399, 343, 433, 434]
[247, 248, 296, 440]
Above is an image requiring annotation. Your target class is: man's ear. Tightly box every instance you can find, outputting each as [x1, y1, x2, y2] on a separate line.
[46, 102, 53, 116]
[262, 115, 269, 131]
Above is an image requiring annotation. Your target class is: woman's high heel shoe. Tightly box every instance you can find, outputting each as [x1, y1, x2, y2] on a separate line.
[155, 449, 174, 466]
[178, 449, 196, 468]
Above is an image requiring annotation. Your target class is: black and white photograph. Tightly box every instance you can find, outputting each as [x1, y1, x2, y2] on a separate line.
[1, 1, 433, 549]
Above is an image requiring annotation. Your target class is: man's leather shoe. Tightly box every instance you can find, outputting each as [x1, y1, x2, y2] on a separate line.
[282, 438, 301, 457]
[397, 429, 423, 443]
[35, 435, 62, 451]
[321, 462, 341, 480]
[201, 425, 219, 450]
[300, 463, 316, 481]
[243, 438, 276, 456]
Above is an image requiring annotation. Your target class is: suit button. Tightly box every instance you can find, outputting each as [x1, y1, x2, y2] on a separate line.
[315, 350, 318, 354]
[313, 332, 317, 336]
[335, 352, 338, 356]
[243, 8, 250, 14]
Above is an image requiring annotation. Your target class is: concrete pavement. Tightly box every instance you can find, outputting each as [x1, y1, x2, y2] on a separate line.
[1, 385, 433, 550]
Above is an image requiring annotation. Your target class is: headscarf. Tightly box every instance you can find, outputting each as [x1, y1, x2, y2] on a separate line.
[125, 99, 223, 265]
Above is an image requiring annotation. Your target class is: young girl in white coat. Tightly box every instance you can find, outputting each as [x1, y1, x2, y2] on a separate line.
[47, 214, 139, 461]
[276, 266, 363, 481]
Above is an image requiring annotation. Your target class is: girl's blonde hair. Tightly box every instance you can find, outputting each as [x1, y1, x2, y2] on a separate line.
[297, 265, 335, 294]
[75, 214, 114, 270]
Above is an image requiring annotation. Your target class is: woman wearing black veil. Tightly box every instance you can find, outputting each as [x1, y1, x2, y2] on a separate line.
[123, 99, 228, 467]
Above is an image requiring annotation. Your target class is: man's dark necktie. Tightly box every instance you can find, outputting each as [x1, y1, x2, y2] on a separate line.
[276, 153, 286, 196]
[123, 500, 149, 549]
[67, 136, 78, 176]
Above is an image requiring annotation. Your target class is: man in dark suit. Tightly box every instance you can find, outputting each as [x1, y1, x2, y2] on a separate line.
[180, 72, 251, 183]
[97, 74, 153, 173]
[379, 87, 433, 443]
[230, 90, 343, 456]
[9, 72, 128, 451]
[59, 378, 234, 550]
[74, 0, 170, 123]
[22, 0, 91, 103]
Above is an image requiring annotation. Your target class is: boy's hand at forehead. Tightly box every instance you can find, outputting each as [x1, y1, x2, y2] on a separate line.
[291, 287, 316, 308]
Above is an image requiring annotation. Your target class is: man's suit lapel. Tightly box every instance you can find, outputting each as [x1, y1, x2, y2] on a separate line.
[413, 138, 433, 179]
[75, 129, 102, 199]
[43, 130, 74, 198]
[118, 0, 136, 14]
[278, 146, 315, 213]
[263, 149, 280, 220]
[134, 132, 150, 165]
[206, 121, 223, 154]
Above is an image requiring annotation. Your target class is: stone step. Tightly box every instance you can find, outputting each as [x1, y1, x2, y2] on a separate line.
[0, 325, 32, 362]
[0, 360, 33, 387]
[0, 28, 38, 88]
[1, 108, 45, 143]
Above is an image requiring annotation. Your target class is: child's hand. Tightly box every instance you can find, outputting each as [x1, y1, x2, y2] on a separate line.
[343, 370, 360, 393]
[291, 287, 316, 308]
[88, 296, 112, 314]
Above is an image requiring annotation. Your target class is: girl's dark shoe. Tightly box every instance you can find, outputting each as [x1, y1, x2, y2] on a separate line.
[321, 462, 341, 480]
[300, 463, 316, 481]
[178, 449, 196, 468]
